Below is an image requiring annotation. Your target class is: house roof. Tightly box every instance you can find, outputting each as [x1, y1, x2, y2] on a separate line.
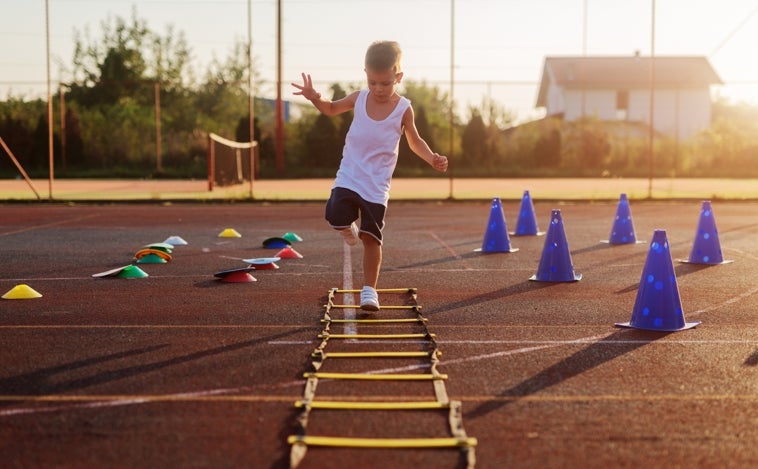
[536, 56, 723, 107]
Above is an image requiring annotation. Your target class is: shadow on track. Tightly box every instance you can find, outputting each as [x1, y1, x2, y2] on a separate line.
[465, 329, 671, 420]
[0, 328, 310, 397]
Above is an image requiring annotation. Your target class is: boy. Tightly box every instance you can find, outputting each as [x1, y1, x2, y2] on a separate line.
[292, 40, 448, 311]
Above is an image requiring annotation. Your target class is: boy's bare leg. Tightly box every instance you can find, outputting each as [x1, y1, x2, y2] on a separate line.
[361, 235, 382, 289]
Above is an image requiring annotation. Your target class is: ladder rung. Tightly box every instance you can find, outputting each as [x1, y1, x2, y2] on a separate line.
[332, 288, 417, 294]
[321, 318, 426, 324]
[326, 304, 420, 310]
[317, 333, 434, 340]
[303, 372, 447, 381]
[294, 400, 449, 410]
[288, 435, 477, 448]
[313, 351, 436, 359]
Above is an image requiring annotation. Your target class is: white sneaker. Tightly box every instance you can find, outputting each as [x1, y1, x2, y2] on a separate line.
[340, 222, 359, 246]
[360, 286, 380, 311]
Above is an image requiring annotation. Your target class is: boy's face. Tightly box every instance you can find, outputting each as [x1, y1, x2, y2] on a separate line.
[365, 68, 403, 103]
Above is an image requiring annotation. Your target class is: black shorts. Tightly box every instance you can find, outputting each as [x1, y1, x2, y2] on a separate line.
[325, 187, 386, 243]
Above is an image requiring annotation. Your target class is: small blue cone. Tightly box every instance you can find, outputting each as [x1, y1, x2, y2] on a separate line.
[476, 197, 518, 253]
[603, 193, 644, 245]
[262, 237, 291, 249]
[530, 209, 581, 282]
[679, 201, 733, 265]
[511, 190, 544, 236]
[617, 230, 700, 331]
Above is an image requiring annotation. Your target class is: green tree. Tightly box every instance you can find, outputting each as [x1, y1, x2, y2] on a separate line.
[304, 114, 341, 170]
[501, 125, 535, 174]
[70, 10, 149, 106]
[330, 84, 352, 147]
[197, 40, 263, 138]
[64, 9, 191, 172]
[461, 109, 487, 169]
[63, 108, 85, 169]
[401, 80, 455, 158]
[30, 115, 49, 169]
[287, 83, 353, 176]
[562, 118, 611, 174]
[480, 95, 513, 170]
[690, 99, 758, 176]
[531, 119, 562, 168]
[0, 97, 44, 172]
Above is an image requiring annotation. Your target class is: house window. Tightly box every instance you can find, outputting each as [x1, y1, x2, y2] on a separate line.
[616, 90, 629, 121]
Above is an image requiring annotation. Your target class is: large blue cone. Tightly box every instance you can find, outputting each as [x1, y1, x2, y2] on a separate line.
[511, 190, 544, 236]
[605, 193, 642, 244]
[529, 209, 581, 282]
[680, 201, 733, 265]
[617, 230, 700, 331]
[478, 197, 519, 253]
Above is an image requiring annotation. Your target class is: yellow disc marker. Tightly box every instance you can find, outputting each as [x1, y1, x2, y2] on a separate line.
[218, 228, 242, 238]
[2, 284, 43, 300]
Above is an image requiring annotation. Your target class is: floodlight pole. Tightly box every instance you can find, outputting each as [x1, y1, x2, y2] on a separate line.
[448, 0, 455, 200]
[247, 0, 255, 197]
[154, 81, 162, 173]
[581, 0, 587, 116]
[45, 0, 54, 199]
[59, 82, 66, 171]
[647, 0, 656, 199]
[275, 0, 285, 176]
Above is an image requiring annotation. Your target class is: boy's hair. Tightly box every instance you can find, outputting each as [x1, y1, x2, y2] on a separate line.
[365, 41, 402, 74]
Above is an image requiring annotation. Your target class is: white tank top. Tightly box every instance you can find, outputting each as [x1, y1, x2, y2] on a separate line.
[333, 89, 411, 206]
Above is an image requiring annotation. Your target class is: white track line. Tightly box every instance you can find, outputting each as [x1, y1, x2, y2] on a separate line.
[429, 231, 474, 270]
[4, 330, 754, 418]
[342, 241, 357, 335]
[0, 336, 590, 418]
[0, 214, 100, 237]
[269, 338, 758, 345]
[351, 335, 608, 375]
[0, 385, 304, 418]
[438, 339, 758, 344]
[689, 284, 758, 317]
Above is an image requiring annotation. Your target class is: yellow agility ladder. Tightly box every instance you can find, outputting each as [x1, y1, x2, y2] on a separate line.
[288, 287, 477, 468]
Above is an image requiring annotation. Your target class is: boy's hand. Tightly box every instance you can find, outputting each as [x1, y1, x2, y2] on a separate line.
[291, 73, 321, 101]
[432, 153, 448, 172]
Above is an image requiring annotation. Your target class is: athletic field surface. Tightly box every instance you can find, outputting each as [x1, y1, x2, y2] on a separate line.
[2, 191, 758, 467]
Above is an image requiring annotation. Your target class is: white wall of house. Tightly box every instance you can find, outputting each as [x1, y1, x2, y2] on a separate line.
[546, 83, 712, 139]
[562, 89, 616, 121]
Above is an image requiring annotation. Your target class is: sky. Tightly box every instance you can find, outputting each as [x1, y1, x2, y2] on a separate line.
[2, 0, 758, 122]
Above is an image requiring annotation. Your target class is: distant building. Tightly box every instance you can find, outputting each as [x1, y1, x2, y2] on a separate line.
[536, 55, 722, 139]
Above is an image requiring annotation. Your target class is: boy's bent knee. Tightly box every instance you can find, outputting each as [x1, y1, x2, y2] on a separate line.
[360, 232, 382, 246]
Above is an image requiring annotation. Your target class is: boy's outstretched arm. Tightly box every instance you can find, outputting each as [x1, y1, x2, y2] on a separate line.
[402, 106, 448, 172]
[291, 73, 356, 116]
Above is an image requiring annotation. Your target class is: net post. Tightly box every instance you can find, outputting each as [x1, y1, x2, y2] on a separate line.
[208, 133, 254, 191]
[207, 133, 214, 192]
[248, 141, 257, 199]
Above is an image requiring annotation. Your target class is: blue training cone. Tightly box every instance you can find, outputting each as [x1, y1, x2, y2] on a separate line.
[603, 193, 644, 245]
[511, 190, 545, 236]
[679, 200, 733, 265]
[617, 229, 700, 331]
[529, 209, 581, 282]
[476, 197, 518, 253]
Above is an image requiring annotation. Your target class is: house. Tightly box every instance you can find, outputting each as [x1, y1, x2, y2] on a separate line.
[536, 55, 722, 139]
